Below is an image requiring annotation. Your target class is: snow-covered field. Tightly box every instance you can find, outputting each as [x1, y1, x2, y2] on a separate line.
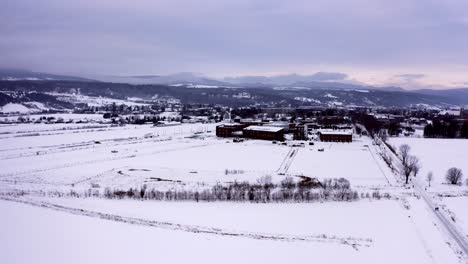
[1, 113, 105, 123]
[389, 137, 468, 187]
[0, 122, 392, 194]
[288, 139, 391, 187]
[0, 197, 460, 264]
[0, 103, 32, 113]
[0, 123, 216, 193]
[0, 120, 467, 263]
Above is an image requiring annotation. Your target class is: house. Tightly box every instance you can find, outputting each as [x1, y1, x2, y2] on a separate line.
[293, 124, 307, 140]
[319, 130, 352, 142]
[243, 126, 285, 141]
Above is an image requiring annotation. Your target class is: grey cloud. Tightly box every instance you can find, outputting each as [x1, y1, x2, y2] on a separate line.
[309, 72, 348, 81]
[1, 0, 468, 85]
[394, 74, 426, 79]
[386, 73, 429, 89]
[222, 72, 349, 85]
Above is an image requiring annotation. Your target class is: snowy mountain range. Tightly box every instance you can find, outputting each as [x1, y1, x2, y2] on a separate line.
[1, 69, 468, 113]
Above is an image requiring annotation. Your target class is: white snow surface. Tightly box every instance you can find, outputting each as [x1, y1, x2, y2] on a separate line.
[388, 137, 468, 188]
[440, 196, 468, 238]
[0, 119, 466, 263]
[0, 103, 31, 113]
[244, 125, 284, 132]
[0, 197, 460, 264]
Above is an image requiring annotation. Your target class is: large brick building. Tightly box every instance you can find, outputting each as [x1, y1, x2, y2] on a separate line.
[216, 123, 249, 137]
[319, 130, 352, 142]
[243, 126, 285, 141]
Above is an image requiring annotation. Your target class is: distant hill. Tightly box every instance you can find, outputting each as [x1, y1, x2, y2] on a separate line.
[0, 80, 466, 109]
[412, 88, 468, 106]
[1, 69, 468, 108]
[91, 72, 409, 93]
[94, 72, 232, 86]
[0, 68, 96, 82]
[0, 69, 406, 92]
[222, 73, 405, 92]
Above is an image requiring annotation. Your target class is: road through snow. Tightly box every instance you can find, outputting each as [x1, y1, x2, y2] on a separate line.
[415, 182, 468, 259]
[379, 137, 468, 261]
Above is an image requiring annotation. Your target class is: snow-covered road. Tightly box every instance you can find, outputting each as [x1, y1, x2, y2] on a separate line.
[415, 183, 468, 259]
[382, 136, 468, 261]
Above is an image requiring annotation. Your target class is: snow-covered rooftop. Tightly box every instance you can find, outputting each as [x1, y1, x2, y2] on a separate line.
[244, 125, 284, 132]
[218, 123, 245, 127]
[318, 129, 353, 135]
[438, 110, 460, 116]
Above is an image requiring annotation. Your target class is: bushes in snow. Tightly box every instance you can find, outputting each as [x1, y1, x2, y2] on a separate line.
[224, 169, 245, 175]
[8, 177, 395, 203]
[99, 177, 360, 203]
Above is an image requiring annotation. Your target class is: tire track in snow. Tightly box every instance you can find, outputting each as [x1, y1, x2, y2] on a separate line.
[277, 147, 299, 174]
[0, 142, 214, 179]
[0, 136, 174, 160]
[0, 195, 372, 249]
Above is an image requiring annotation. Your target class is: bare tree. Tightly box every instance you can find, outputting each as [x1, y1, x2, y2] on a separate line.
[335, 178, 351, 200]
[400, 155, 420, 184]
[257, 175, 274, 202]
[412, 157, 420, 177]
[426, 172, 433, 187]
[380, 129, 388, 142]
[399, 144, 411, 166]
[446, 167, 463, 185]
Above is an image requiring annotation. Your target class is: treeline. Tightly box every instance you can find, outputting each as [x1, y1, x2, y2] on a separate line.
[351, 112, 382, 136]
[424, 119, 468, 138]
[6, 177, 391, 202]
[72, 177, 392, 203]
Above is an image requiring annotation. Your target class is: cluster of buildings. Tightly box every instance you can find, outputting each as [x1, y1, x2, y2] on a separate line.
[216, 123, 286, 141]
[216, 119, 353, 142]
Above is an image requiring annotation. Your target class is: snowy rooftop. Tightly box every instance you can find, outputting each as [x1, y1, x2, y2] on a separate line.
[438, 110, 460, 116]
[244, 125, 284, 132]
[318, 129, 353, 135]
[218, 123, 245, 127]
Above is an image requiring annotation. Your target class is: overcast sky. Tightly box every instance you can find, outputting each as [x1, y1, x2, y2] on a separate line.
[1, 0, 468, 88]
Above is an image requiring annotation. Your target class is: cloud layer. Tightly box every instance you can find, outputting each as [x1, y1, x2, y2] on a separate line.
[1, 0, 468, 87]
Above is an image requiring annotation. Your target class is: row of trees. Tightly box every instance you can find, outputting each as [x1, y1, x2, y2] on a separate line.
[424, 119, 468, 138]
[396, 144, 465, 187]
[98, 177, 360, 202]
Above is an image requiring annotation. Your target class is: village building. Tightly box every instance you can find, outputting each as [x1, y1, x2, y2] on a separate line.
[292, 124, 307, 140]
[318, 130, 353, 142]
[215, 123, 249, 137]
[243, 126, 285, 141]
